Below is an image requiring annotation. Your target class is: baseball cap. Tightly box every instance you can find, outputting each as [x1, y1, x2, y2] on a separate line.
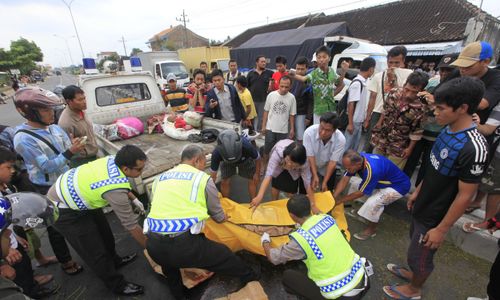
[437, 53, 458, 69]
[451, 41, 493, 68]
[166, 73, 176, 82]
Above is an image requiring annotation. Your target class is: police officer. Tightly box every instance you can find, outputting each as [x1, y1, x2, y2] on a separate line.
[46, 145, 148, 296]
[261, 194, 370, 300]
[145, 144, 258, 299]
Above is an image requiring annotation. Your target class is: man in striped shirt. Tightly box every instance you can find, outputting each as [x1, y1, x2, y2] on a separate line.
[164, 73, 188, 113]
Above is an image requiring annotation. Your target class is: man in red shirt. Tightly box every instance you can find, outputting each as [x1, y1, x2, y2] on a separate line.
[270, 55, 288, 91]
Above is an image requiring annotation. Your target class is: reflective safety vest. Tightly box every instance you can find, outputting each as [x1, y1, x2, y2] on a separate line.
[290, 214, 364, 299]
[146, 164, 210, 234]
[55, 156, 130, 210]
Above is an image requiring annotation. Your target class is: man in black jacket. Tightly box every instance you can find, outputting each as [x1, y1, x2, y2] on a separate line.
[205, 69, 246, 123]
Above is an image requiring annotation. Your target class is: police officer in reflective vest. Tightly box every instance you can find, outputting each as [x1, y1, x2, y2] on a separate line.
[145, 145, 258, 299]
[46, 145, 148, 296]
[262, 194, 370, 299]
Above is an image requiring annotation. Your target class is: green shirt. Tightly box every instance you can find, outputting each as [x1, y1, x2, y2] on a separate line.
[306, 67, 340, 115]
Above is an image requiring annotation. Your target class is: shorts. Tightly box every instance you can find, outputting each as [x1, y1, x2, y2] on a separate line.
[220, 159, 256, 180]
[479, 156, 500, 194]
[357, 187, 403, 223]
[272, 170, 306, 194]
[264, 131, 288, 155]
[407, 218, 437, 278]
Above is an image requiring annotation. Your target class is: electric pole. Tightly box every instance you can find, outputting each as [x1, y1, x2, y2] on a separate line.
[119, 36, 128, 56]
[176, 9, 190, 48]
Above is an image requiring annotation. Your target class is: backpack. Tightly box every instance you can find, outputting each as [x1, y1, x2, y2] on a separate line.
[337, 79, 363, 131]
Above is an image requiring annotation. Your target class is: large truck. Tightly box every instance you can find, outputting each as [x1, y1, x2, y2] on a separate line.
[81, 71, 239, 199]
[178, 46, 230, 75]
[136, 51, 190, 89]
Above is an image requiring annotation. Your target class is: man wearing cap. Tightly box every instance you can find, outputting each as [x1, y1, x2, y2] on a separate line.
[452, 41, 500, 125]
[164, 73, 189, 113]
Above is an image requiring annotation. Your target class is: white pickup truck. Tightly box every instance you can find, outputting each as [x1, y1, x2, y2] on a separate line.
[80, 71, 239, 199]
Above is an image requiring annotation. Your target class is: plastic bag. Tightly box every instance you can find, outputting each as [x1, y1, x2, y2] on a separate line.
[93, 123, 121, 141]
[183, 111, 203, 128]
[204, 192, 350, 256]
[162, 115, 200, 140]
[114, 117, 144, 139]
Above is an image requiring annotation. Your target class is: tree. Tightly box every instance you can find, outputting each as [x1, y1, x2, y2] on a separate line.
[0, 38, 43, 74]
[130, 48, 143, 56]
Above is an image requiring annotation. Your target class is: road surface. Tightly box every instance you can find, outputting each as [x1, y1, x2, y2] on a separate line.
[0, 74, 493, 299]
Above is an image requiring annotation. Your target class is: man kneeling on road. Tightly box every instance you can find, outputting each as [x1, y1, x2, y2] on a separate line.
[145, 145, 258, 300]
[211, 129, 260, 198]
[47, 145, 148, 296]
[333, 150, 410, 240]
[262, 194, 370, 299]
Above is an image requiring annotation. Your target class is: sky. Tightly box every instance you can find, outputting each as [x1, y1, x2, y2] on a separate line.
[0, 0, 499, 67]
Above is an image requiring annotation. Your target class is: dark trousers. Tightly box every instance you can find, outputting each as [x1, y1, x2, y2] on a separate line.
[53, 208, 125, 291]
[146, 232, 256, 300]
[362, 112, 381, 153]
[403, 139, 435, 186]
[12, 247, 36, 296]
[407, 218, 437, 278]
[32, 183, 72, 264]
[282, 268, 367, 300]
[488, 250, 500, 300]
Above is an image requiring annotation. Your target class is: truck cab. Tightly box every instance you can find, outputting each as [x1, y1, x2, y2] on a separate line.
[153, 60, 190, 89]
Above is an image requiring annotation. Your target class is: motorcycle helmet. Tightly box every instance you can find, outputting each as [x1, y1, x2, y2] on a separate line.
[14, 87, 64, 125]
[216, 129, 243, 163]
[5, 192, 59, 229]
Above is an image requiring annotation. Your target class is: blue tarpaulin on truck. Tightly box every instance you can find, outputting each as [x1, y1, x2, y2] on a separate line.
[230, 22, 351, 69]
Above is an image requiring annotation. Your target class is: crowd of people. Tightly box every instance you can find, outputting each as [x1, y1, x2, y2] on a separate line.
[0, 40, 499, 300]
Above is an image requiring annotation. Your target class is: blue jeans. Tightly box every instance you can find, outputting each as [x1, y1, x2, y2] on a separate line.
[295, 114, 306, 141]
[344, 122, 363, 151]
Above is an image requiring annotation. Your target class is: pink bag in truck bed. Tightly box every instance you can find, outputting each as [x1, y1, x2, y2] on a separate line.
[114, 117, 144, 139]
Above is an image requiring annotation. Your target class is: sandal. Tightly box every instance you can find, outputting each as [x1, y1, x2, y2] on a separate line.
[387, 263, 411, 281]
[36, 256, 58, 268]
[383, 285, 421, 300]
[462, 222, 485, 233]
[353, 231, 376, 241]
[464, 206, 481, 214]
[61, 261, 83, 276]
[34, 274, 53, 286]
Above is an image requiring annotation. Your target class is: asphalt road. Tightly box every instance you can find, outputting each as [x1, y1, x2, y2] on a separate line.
[1, 74, 493, 299]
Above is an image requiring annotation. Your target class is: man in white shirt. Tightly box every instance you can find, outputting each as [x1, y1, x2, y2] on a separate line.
[262, 76, 296, 158]
[345, 57, 376, 151]
[303, 112, 346, 192]
[363, 46, 413, 152]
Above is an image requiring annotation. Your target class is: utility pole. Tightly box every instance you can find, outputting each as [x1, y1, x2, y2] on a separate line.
[61, 0, 85, 59]
[176, 9, 190, 48]
[119, 36, 128, 56]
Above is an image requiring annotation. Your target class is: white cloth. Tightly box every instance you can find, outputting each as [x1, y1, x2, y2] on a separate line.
[357, 187, 403, 223]
[367, 68, 413, 113]
[264, 91, 297, 134]
[303, 124, 346, 176]
[347, 75, 369, 123]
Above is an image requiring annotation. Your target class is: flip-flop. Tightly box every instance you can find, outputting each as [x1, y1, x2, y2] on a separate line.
[462, 222, 484, 233]
[61, 261, 84, 276]
[34, 274, 54, 286]
[387, 263, 411, 281]
[36, 257, 58, 268]
[353, 232, 376, 241]
[383, 285, 421, 300]
[465, 206, 481, 214]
